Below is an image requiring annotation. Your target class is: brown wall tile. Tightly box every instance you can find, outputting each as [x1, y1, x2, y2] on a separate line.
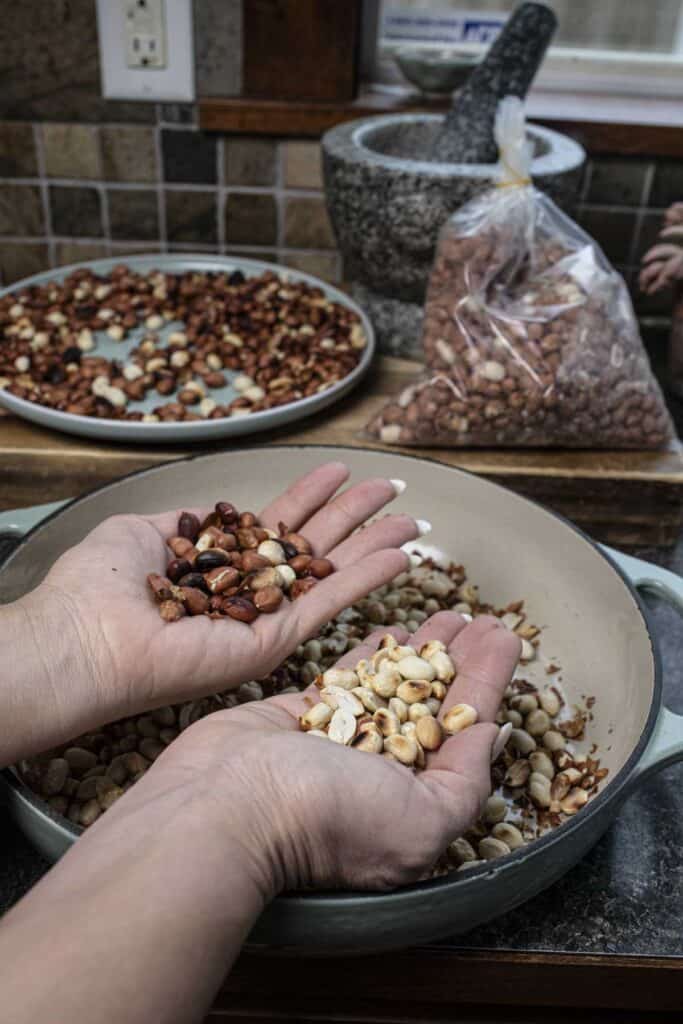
[281, 250, 339, 283]
[166, 190, 217, 243]
[162, 129, 217, 183]
[194, 0, 242, 97]
[283, 197, 335, 249]
[635, 211, 666, 263]
[43, 124, 101, 179]
[586, 158, 650, 207]
[0, 123, 37, 177]
[0, 243, 49, 283]
[650, 160, 683, 209]
[224, 193, 277, 245]
[226, 249, 277, 264]
[223, 138, 276, 186]
[101, 126, 157, 183]
[283, 141, 323, 189]
[108, 189, 159, 240]
[577, 207, 637, 265]
[50, 186, 102, 237]
[55, 241, 109, 267]
[0, 0, 154, 123]
[0, 185, 44, 236]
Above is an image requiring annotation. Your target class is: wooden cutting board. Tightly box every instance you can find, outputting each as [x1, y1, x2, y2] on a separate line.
[2, 356, 683, 548]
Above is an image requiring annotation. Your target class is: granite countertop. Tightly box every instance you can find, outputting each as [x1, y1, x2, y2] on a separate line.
[1, 528, 682, 958]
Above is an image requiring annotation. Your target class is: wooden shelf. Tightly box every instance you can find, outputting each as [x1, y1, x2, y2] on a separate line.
[3, 357, 683, 548]
[199, 88, 683, 157]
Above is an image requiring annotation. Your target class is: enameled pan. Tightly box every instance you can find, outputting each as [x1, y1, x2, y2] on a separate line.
[1, 446, 682, 953]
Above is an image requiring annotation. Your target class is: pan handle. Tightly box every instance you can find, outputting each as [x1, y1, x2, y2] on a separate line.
[0, 500, 69, 539]
[603, 546, 683, 780]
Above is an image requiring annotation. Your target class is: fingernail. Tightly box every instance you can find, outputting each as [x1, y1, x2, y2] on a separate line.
[491, 722, 512, 763]
[390, 478, 407, 495]
[416, 518, 432, 536]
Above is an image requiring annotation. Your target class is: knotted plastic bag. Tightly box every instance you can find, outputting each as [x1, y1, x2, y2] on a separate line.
[368, 98, 674, 449]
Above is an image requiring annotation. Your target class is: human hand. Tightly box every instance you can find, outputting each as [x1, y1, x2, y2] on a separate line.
[18, 462, 421, 734]
[156, 611, 521, 894]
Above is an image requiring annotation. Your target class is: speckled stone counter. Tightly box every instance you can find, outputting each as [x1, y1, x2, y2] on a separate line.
[1, 531, 682, 958]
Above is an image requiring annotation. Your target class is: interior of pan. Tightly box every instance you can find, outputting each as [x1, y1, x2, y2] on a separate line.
[0, 445, 657, 858]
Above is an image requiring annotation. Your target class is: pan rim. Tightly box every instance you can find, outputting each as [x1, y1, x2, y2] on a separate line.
[0, 443, 662, 907]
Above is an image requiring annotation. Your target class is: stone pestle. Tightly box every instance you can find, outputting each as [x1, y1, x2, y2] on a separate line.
[430, 2, 557, 164]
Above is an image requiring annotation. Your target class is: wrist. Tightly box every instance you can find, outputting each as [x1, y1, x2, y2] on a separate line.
[0, 585, 110, 764]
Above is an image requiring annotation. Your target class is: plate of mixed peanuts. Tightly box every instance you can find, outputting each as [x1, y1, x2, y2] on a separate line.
[0, 254, 373, 443]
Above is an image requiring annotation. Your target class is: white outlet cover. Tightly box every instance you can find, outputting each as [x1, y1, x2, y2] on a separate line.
[96, 0, 194, 101]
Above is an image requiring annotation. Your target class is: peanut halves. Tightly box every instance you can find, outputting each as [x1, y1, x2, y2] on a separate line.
[298, 635, 469, 770]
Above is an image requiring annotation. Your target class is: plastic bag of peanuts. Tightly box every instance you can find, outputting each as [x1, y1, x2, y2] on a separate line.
[368, 99, 675, 449]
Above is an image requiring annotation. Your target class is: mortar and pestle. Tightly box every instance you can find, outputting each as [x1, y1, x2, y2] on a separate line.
[323, 3, 586, 356]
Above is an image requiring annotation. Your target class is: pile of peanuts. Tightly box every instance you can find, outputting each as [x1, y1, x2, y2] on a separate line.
[369, 210, 673, 449]
[20, 553, 606, 865]
[147, 502, 332, 623]
[0, 265, 366, 422]
[299, 634, 474, 762]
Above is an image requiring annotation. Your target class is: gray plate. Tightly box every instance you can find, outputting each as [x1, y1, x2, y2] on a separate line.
[0, 254, 375, 444]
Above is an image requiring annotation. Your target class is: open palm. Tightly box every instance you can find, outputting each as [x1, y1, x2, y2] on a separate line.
[41, 462, 420, 723]
[158, 611, 521, 891]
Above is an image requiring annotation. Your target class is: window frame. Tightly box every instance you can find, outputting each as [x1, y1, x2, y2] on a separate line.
[368, 3, 683, 127]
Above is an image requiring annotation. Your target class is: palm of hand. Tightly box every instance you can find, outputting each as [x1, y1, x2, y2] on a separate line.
[164, 611, 520, 892]
[40, 464, 417, 718]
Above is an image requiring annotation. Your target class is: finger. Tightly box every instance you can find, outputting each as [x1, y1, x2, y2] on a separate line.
[144, 462, 349, 544]
[642, 243, 681, 262]
[300, 478, 406, 555]
[441, 618, 521, 723]
[422, 723, 500, 836]
[328, 514, 419, 568]
[290, 548, 410, 653]
[409, 610, 470, 653]
[259, 462, 350, 533]
[661, 225, 683, 241]
[144, 505, 208, 540]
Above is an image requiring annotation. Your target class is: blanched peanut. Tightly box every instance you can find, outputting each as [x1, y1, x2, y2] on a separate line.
[442, 703, 478, 735]
[418, 639, 446, 659]
[397, 680, 432, 704]
[396, 655, 435, 681]
[539, 688, 561, 716]
[321, 668, 358, 690]
[373, 708, 401, 737]
[328, 707, 357, 745]
[415, 715, 443, 751]
[352, 686, 386, 714]
[542, 729, 566, 752]
[479, 836, 510, 860]
[448, 837, 477, 864]
[429, 650, 456, 682]
[388, 696, 409, 723]
[408, 702, 432, 722]
[509, 728, 536, 755]
[384, 734, 418, 766]
[492, 822, 525, 849]
[526, 708, 551, 737]
[484, 794, 507, 824]
[529, 750, 555, 780]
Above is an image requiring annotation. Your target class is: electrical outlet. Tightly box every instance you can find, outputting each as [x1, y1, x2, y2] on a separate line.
[125, 0, 166, 69]
[96, 0, 194, 101]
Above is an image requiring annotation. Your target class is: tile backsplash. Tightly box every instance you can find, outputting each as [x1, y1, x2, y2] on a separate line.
[0, 1, 677, 325]
[0, 115, 340, 290]
[0, 113, 674, 324]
